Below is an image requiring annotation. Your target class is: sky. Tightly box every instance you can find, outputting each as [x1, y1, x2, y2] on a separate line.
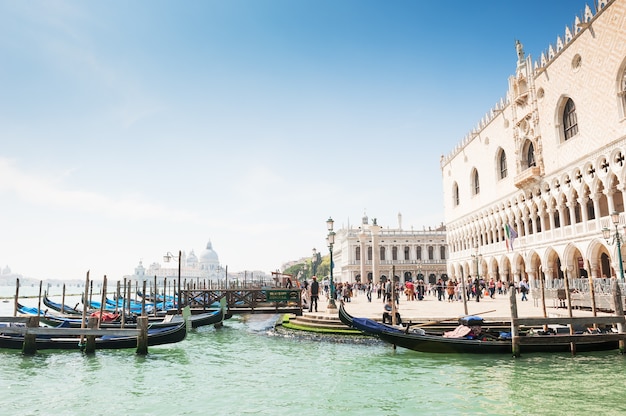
[0, 0, 594, 281]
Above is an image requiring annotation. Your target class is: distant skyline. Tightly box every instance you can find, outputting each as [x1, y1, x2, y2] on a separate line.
[0, 0, 593, 281]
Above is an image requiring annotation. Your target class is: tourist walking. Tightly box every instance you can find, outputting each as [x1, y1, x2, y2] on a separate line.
[520, 278, 529, 301]
[488, 278, 495, 299]
[474, 277, 481, 302]
[309, 276, 320, 312]
[446, 279, 455, 302]
[436, 278, 444, 301]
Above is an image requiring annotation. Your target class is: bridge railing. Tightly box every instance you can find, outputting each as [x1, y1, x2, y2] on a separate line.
[182, 288, 303, 315]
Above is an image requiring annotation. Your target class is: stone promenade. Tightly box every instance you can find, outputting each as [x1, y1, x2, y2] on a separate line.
[305, 288, 613, 322]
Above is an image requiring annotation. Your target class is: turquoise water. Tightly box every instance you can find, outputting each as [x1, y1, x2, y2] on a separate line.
[2, 287, 626, 415]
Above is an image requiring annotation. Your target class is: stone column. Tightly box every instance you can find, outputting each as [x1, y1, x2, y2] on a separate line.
[359, 229, 367, 283]
[370, 222, 382, 284]
[579, 196, 589, 223]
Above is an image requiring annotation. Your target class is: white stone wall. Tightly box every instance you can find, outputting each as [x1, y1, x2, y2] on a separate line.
[441, 0, 626, 285]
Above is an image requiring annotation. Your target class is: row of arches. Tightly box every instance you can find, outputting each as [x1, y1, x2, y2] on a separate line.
[447, 147, 626, 254]
[448, 238, 618, 287]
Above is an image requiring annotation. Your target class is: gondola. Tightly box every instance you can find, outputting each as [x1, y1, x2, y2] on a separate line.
[18, 302, 224, 329]
[340, 304, 621, 354]
[376, 327, 623, 354]
[159, 308, 226, 329]
[42, 292, 83, 316]
[338, 303, 403, 335]
[0, 320, 187, 350]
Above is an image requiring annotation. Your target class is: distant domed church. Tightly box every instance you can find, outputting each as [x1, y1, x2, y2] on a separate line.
[127, 240, 224, 282]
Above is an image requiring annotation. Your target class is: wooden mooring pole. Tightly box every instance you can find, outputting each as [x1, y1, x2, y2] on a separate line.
[85, 317, 98, 354]
[612, 278, 625, 354]
[22, 316, 39, 355]
[509, 283, 520, 357]
[136, 316, 149, 355]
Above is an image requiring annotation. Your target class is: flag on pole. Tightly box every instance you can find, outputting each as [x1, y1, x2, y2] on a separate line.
[505, 224, 518, 251]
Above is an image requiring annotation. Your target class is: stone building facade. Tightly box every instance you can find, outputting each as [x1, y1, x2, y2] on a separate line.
[332, 214, 447, 284]
[440, 0, 626, 287]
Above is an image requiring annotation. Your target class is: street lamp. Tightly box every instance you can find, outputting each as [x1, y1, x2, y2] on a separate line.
[326, 217, 337, 309]
[311, 248, 318, 277]
[417, 259, 422, 280]
[602, 211, 625, 283]
[164, 250, 182, 314]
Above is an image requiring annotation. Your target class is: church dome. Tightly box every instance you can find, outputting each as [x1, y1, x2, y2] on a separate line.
[187, 250, 198, 268]
[199, 241, 219, 264]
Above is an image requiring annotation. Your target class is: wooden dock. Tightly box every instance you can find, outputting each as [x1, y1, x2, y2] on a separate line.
[509, 278, 626, 357]
[182, 288, 304, 315]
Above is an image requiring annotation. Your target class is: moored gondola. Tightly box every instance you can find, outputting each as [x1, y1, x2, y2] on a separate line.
[340, 303, 622, 354]
[0, 320, 187, 351]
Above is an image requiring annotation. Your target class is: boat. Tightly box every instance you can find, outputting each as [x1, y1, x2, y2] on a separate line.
[155, 308, 226, 329]
[339, 303, 403, 335]
[341, 304, 622, 354]
[18, 302, 224, 330]
[0, 320, 187, 351]
[42, 292, 83, 316]
[376, 326, 624, 354]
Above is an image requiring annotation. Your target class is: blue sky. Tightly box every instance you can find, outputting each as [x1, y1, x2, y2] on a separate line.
[0, 0, 593, 281]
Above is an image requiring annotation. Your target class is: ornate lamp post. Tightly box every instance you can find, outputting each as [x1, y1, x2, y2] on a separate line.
[163, 250, 182, 314]
[326, 217, 337, 309]
[311, 248, 318, 277]
[602, 211, 625, 283]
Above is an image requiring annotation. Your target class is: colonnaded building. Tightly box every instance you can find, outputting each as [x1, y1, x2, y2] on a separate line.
[441, 0, 626, 289]
[332, 213, 447, 284]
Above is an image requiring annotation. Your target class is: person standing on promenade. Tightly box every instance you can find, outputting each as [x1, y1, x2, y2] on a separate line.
[474, 277, 480, 302]
[446, 279, 455, 302]
[384, 279, 392, 302]
[520, 278, 529, 301]
[436, 278, 444, 301]
[488, 278, 495, 299]
[309, 276, 320, 312]
[366, 282, 372, 302]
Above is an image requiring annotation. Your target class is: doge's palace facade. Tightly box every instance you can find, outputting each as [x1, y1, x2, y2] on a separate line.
[441, 0, 626, 287]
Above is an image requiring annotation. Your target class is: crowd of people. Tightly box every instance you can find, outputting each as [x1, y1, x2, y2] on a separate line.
[299, 275, 531, 311]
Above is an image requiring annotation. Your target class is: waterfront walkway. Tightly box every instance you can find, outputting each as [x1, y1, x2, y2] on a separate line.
[304, 289, 615, 322]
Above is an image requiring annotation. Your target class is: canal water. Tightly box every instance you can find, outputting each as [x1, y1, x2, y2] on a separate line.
[1, 286, 626, 415]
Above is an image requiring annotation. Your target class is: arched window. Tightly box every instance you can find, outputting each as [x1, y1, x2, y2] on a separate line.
[367, 247, 372, 261]
[417, 246, 422, 260]
[428, 246, 434, 260]
[355, 247, 360, 261]
[453, 182, 459, 206]
[380, 246, 385, 261]
[404, 246, 410, 261]
[499, 149, 507, 179]
[527, 142, 536, 168]
[439, 246, 446, 260]
[473, 170, 480, 195]
[392, 246, 398, 261]
[563, 98, 578, 140]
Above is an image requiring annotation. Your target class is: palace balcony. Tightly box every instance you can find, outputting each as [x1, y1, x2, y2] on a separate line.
[514, 166, 542, 189]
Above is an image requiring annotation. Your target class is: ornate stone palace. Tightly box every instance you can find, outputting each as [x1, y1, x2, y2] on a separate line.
[441, 0, 626, 286]
[332, 214, 447, 284]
